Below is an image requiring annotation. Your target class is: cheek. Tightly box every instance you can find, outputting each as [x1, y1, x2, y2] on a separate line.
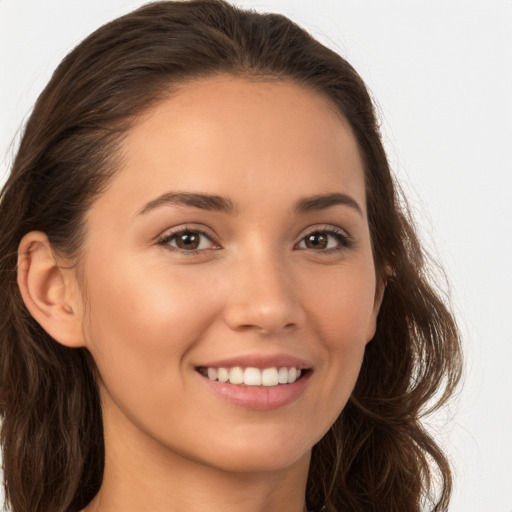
[304, 260, 378, 347]
[301, 261, 377, 421]
[81, 257, 221, 390]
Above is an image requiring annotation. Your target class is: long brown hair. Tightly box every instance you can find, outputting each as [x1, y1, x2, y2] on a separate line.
[0, 2, 462, 511]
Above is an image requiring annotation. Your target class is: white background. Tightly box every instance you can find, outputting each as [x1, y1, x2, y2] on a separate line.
[1, 1, 511, 511]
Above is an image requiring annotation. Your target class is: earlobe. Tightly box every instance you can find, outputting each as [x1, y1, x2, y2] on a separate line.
[17, 231, 85, 348]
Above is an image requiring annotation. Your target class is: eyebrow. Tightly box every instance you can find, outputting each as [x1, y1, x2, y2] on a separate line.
[137, 191, 362, 217]
[294, 192, 363, 216]
[137, 192, 238, 215]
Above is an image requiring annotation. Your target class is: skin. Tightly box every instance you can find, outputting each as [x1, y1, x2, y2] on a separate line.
[18, 76, 383, 512]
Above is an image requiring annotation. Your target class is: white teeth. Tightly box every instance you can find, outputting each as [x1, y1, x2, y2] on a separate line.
[287, 367, 297, 383]
[243, 367, 261, 386]
[261, 367, 279, 386]
[204, 366, 304, 386]
[229, 367, 244, 385]
[278, 367, 289, 384]
[217, 367, 229, 383]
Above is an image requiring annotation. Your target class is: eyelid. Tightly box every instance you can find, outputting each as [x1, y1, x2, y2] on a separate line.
[155, 223, 353, 254]
[156, 225, 221, 253]
[295, 224, 354, 250]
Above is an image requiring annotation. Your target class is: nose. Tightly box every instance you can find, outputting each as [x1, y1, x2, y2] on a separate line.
[222, 252, 305, 335]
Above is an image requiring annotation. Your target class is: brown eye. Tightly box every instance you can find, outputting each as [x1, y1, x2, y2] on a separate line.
[296, 228, 352, 251]
[304, 233, 328, 249]
[159, 229, 218, 253]
[175, 231, 201, 250]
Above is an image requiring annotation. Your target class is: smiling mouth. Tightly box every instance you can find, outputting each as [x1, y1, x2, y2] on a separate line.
[196, 366, 309, 387]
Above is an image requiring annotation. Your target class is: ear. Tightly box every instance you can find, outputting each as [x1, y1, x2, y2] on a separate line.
[17, 231, 85, 348]
[365, 272, 388, 343]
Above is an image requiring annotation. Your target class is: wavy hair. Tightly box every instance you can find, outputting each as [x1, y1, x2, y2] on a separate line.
[0, 2, 461, 511]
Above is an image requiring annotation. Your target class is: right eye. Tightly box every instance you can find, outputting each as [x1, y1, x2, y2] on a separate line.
[158, 228, 219, 253]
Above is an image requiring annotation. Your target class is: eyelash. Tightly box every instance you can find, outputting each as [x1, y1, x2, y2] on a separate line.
[297, 226, 353, 252]
[157, 225, 353, 255]
[157, 227, 218, 256]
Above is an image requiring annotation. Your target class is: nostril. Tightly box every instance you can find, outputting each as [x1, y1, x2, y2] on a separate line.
[221, 281, 306, 335]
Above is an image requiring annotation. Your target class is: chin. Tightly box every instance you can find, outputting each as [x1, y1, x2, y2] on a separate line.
[183, 425, 318, 475]
[203, 445, 312, 475]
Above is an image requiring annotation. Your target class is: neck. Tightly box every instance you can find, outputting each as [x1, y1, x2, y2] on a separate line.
[84, 397, 310, 512]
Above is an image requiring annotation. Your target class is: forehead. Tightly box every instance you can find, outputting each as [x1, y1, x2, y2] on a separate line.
[97, 76, 366, 216]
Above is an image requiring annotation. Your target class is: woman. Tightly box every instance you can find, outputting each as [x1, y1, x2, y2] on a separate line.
[0, 1, 462, 511]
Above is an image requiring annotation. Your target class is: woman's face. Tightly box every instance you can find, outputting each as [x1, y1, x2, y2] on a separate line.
[78, 76, 382, 473]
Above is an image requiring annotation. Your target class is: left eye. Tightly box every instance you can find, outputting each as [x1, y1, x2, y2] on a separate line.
[296, 229, 350, 251]
[159, 229, 217, 251]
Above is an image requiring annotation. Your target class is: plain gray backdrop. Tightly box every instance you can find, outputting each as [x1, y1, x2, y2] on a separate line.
[1, 1, 511, 511]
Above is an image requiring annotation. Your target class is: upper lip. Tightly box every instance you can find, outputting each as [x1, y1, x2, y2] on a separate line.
[196, 353, 312, 370]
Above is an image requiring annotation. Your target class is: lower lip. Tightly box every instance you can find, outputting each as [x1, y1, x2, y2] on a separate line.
[199, 372, 311, 410]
